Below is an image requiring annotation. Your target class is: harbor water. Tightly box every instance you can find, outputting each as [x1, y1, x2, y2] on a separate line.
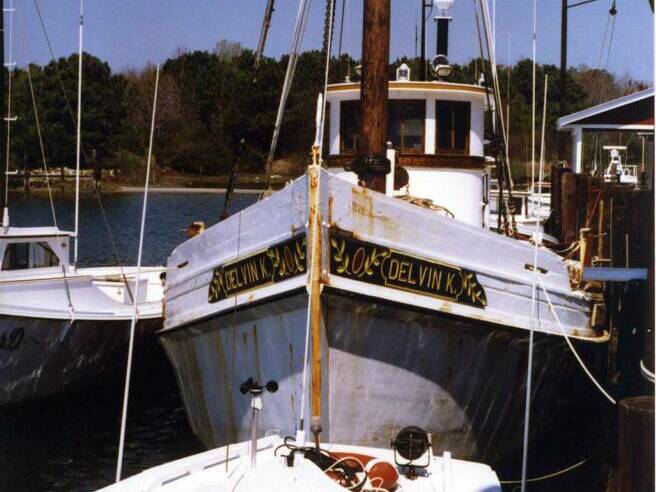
[0, 191, 256, 491]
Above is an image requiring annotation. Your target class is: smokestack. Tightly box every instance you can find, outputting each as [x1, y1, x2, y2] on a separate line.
[436, 17, 449, 58]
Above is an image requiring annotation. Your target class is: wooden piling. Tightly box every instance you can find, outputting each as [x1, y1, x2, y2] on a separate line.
[560, 171, 578, 244]
[617, 396, 654, 492]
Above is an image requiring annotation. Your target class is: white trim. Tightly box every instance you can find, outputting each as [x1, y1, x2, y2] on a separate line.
[562, 124, 653, 131]
[557, 87, 654, 130]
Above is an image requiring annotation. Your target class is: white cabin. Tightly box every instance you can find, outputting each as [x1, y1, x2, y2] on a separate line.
[0, 226, 72, 277]
[325, 79, 491, 228]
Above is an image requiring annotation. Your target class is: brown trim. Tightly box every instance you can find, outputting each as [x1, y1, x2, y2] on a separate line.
[327, 81, 488, 95]
[327, 154, 485, 170]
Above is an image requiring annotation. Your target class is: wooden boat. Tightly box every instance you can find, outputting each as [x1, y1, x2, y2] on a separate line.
[158, 0, 608, 466]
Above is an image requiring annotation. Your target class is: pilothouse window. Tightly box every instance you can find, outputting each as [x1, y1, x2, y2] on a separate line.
[388, 100, 425, 154]
[340, 100, 361, 154]
[2, 242, 60, 270]
[436, 101, 470, 154]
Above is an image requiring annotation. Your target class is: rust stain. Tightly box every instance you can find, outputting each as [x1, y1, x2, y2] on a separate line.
[242, 332, 248, 349]
[210, 330, 237, 445]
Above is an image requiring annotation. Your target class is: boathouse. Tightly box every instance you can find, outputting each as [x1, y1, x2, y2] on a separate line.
[557, 87, 654, 175]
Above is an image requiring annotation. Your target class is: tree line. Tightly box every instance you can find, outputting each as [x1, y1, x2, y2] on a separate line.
[4, 40, 648, 183]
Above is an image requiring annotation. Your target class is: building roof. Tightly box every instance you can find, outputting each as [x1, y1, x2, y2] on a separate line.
[557, 88, 654, 131]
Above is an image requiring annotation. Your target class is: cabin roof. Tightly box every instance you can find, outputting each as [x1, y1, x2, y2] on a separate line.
[326, 80, 488, 95]
[557, 87, 654, 131]
[0, 226, 74, 238]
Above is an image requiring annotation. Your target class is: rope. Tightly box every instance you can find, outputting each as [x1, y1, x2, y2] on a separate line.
[115, 64, 160, 482]
[538, 277, 616, 405]
[500, 459, 588, 485]
[263, 0, 313, 190]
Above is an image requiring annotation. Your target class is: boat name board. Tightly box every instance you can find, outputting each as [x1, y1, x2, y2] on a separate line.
[329, 235, 487, 309]
[208, 234, 307, 303]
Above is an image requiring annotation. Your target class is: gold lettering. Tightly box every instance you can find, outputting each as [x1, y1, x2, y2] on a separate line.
[431, 269, 442, 291]
[388, 258, 400, 281]
[398, 261, 410, 283]
[406, 262, 417, 285]
[419, 265, 428, 287]
[446, 272, 455, 295]
[249, 261, 259, 282]
[351, 247, 366, 276]
[259, 257, 270, 278]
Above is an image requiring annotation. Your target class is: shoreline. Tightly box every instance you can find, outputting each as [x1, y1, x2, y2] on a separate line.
[113, 186, 266, 194]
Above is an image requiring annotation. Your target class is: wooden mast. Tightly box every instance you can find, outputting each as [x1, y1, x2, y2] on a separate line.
[352, 0, 391, 193]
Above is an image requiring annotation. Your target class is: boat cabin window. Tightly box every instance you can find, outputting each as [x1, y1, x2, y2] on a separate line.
[436, 101, 470, 154]
[2, 241, 60, 270]
[340, 100, 360, 154]
[388, 100, 425, 154]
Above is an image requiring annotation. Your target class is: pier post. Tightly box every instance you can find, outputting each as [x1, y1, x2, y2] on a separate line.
[617, 396, 654, 492]
[560, 171, 577, 244]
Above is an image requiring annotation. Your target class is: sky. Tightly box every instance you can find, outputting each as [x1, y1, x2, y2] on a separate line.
[10, 0, 655, 83]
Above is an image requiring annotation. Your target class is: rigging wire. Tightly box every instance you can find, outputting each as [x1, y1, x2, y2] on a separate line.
[32, 0, 133, 300]
[115, 64, 161, 483]
[531, 0, 536, 196]
[263, 0, 313, 191]
[17, 9, 57, 228]
[604, 5, 617, 70]
[73, 0, 83, 265]
[318, 0, 336, 161]
[520, 72, 548, 492]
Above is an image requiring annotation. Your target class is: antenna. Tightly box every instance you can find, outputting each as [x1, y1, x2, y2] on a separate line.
[73, 0, 83, 265]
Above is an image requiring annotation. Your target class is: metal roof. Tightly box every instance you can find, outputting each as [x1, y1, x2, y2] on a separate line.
[557, 87, 654, 131]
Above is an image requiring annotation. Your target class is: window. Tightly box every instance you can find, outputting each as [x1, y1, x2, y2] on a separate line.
[436, 101, 470, 154]
[388, 100, 426, 154]
[2, 242, 60, 270]
[340, 100, 361, 154]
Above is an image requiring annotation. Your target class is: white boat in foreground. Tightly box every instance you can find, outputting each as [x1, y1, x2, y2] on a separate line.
[100, 383, 501, 492]
[99, 434, 501, 492]
[0, 226, 164, 405]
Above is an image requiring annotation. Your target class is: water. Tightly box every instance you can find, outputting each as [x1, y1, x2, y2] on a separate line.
[0, 191, 257, 491]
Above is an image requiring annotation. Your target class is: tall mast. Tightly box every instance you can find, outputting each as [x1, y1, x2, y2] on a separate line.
[0, 0, 6, 227]
[1, 0, 13, 228]
[73, 0, 83, 264]
[352, 0, 391, 193]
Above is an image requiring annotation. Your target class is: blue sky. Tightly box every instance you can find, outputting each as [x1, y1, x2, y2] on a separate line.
[12, 0, 655, 83]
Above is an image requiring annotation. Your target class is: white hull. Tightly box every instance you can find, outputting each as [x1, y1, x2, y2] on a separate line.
[0, 262, 165, 405]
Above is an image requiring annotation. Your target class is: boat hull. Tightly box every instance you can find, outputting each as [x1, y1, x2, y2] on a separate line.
[0, 314, 160, 405]
[160, 289, 605, 464]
